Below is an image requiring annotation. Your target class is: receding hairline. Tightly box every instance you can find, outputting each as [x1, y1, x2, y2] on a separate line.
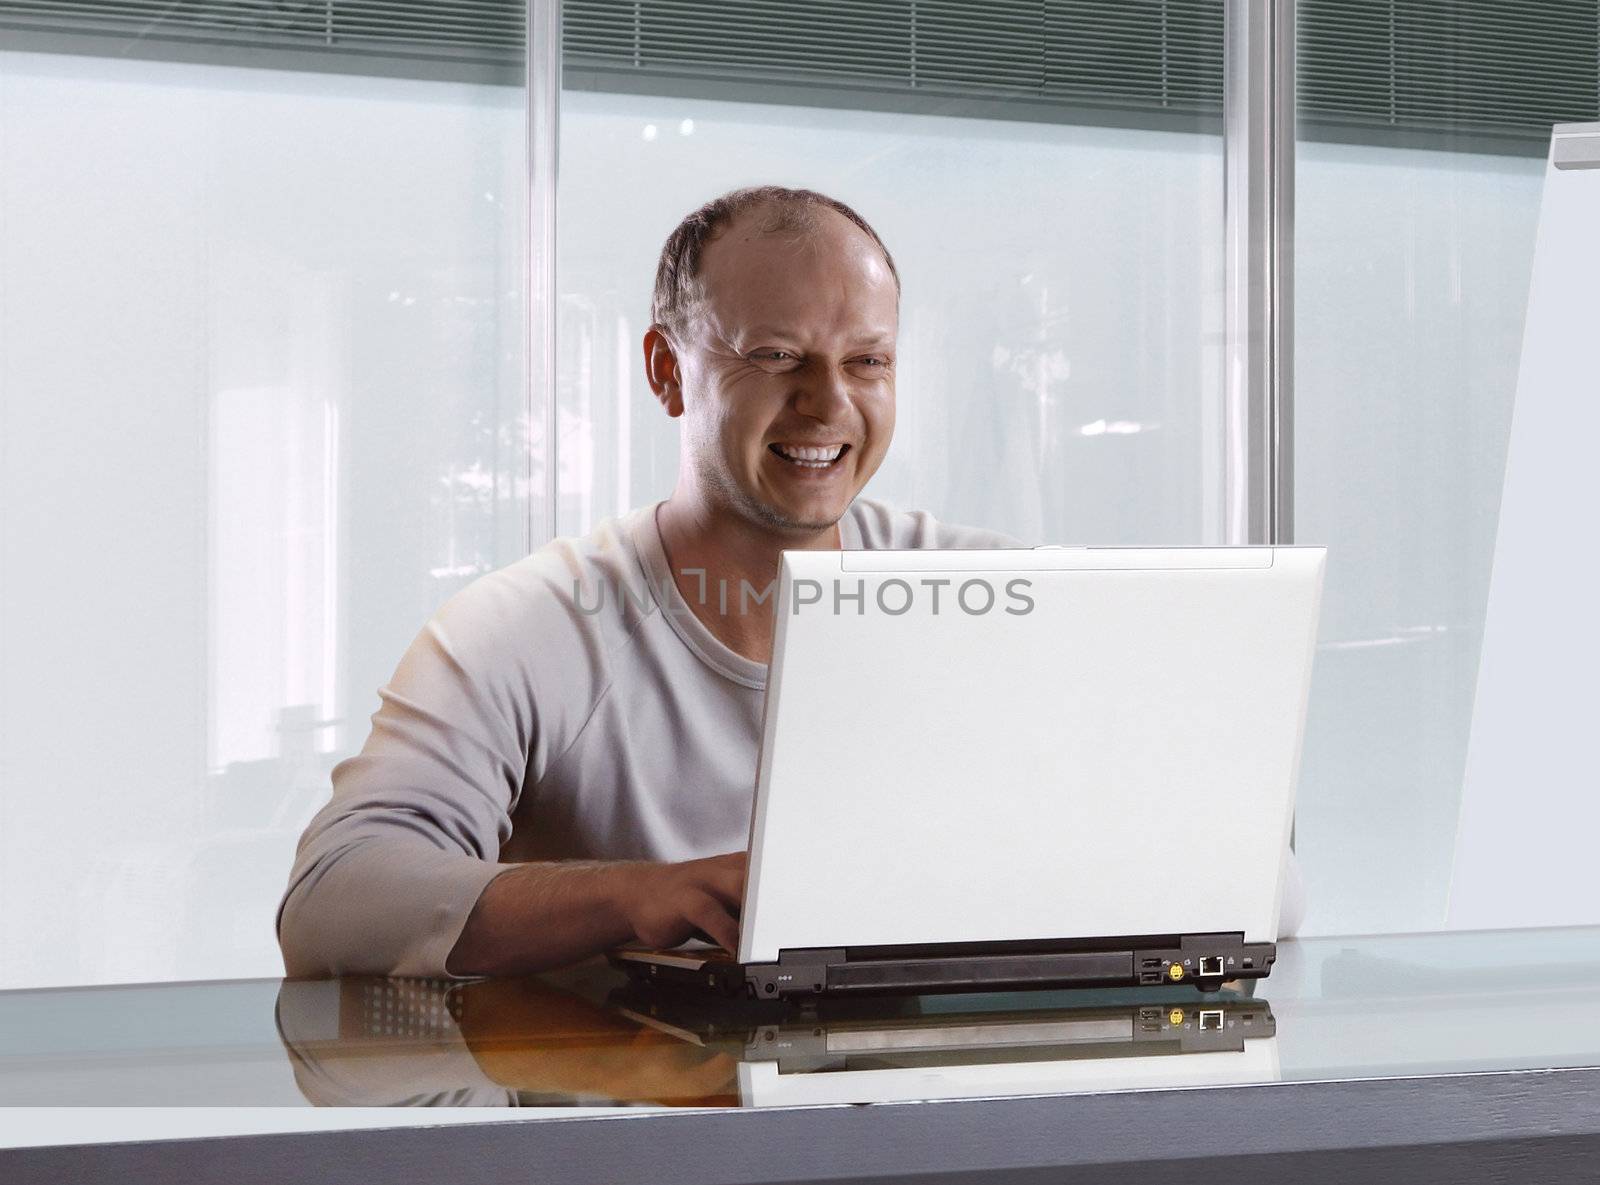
[717, 196, 863, 242]
[650, 186, 900, 343]
[698, 201, 898, 285]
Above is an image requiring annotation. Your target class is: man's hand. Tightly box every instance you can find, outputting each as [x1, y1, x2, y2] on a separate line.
[612, 851, 747, 952]
[447, 851, 749, 977]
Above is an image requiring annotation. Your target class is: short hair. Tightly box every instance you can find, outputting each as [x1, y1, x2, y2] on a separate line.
[650, 185, 900, 344]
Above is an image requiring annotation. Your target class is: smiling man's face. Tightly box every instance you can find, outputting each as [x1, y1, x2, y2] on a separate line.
[649, 204, 899, 535]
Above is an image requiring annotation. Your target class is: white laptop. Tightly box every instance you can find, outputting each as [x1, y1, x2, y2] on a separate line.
[614, 544, 1326, 998]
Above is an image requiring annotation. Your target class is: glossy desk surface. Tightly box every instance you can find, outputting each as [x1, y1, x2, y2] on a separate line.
[2, 927, 1599, 1180]
[3, 927, 1599, 1109]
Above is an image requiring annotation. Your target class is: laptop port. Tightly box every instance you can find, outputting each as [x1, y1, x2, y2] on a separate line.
[1199, 1010, 1224, 1031]
[1198, 956, 1225, 977]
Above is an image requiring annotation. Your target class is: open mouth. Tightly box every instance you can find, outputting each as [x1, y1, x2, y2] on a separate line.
[769, 442, 850, 470]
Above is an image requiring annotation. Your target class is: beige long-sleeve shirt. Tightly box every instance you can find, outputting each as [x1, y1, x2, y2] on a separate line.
[277, 499, 1019, 978]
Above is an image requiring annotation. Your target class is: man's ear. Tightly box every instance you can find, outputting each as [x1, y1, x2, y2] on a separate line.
[643, 325, 684, 418]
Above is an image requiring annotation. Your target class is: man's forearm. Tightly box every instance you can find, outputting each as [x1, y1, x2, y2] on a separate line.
[446, 861, 637, 977]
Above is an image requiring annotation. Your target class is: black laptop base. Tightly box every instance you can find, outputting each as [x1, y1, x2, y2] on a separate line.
[612, 932, 1276, 999]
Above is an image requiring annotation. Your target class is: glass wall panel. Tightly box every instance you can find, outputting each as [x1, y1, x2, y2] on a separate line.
[1292, 2, 1598, 933]
[0, 49, 527, 988]
[556, 5, 1230, 547]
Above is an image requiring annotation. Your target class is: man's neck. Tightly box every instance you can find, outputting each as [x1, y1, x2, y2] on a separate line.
[655, 495, 843, 665]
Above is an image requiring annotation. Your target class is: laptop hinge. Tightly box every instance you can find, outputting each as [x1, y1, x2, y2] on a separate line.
[745, 949, 844, 998]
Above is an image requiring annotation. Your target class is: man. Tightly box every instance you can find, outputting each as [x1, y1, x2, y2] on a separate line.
[278, 186, 1016, 978]
[278, 186, 1306, 978]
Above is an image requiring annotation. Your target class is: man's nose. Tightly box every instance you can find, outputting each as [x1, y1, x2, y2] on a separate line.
[791, 360, 852, 421]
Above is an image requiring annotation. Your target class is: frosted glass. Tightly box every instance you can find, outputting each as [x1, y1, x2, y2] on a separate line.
[556, 91, 1228, 547]
[10, 40, 1561, 988]
[0, 52, 529, 989]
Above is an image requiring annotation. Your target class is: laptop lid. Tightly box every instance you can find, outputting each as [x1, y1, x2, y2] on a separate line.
[737, 545, 1325, 965]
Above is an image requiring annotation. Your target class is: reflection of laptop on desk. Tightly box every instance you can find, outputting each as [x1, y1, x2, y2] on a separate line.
[612, 985, 1280, 1107]
[613, 545, 1325, 998]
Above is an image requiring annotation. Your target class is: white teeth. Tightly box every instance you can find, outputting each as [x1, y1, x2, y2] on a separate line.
[774, 443, 845, 466]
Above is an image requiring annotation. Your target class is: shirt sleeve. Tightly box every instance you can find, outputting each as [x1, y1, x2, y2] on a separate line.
[277, 572, 544, 980]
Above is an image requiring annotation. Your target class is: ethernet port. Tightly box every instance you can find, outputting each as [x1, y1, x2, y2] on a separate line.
[1198, 956, 1225, 977]
[1199, 1009, 1224, 1031]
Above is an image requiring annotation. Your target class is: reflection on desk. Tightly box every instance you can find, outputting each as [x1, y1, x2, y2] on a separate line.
[2, 929, 1598, 1110]
[273, 973, 1278, 1108]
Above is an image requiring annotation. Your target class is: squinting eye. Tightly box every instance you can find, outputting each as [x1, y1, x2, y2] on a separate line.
[754, 351, 793, 363]
[856, 357, 886, 367]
